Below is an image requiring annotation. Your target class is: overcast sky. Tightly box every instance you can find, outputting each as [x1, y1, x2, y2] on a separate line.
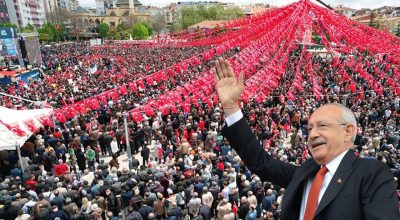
[79, 0, 400, 9]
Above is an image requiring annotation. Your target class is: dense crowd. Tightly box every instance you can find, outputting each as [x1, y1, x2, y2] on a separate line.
[0, 42, 399, 220]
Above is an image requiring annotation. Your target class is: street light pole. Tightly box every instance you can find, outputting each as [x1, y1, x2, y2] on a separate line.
[123, 112, 133, 169]
[315, 0, 333, 10]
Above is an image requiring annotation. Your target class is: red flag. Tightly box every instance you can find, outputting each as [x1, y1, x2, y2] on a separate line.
[24, 119, 39, 133]
[168, 68, 174, 77]
[130, 111, 143, 123]
[108, 90, 119, 101]
[64, 106, 77, 119]
[10, 124, 25, 137]
[86, 98, 100, 110]
[118, 85, 128, 95]
[128, 82, 137, 93]
[302, 145, 309, 161]
[38, 115, 54, 127]
[54, 111, 67, 123]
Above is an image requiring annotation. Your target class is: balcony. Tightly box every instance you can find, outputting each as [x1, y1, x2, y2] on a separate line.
[26, 0, 39, 7]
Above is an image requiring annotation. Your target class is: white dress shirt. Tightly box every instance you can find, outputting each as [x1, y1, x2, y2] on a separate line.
[225, 110, 349, 219]
[299, 150, 348, 220]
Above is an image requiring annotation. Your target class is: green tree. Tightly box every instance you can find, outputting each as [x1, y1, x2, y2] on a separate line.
[172, 5, 244, 31]
[131, 23, 148, 39]
[395, 23, 400, 37]
[0, 22, 18, 28]
[369, 12, 380, 29]
[140, 21, 153, 36]
[98, 23, 110, 38]
[39, 23, 65, 42]
[19, 23, 35, 32]
[110, 23, 130, 40]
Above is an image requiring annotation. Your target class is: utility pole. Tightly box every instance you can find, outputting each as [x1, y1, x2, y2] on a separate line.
[123, 112, 133, 169]
[315, 0, 333, 10]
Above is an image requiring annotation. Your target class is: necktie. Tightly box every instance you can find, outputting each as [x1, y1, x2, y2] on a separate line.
[304, 165, 329, 220]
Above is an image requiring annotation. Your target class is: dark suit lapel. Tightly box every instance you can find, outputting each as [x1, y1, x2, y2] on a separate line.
[314, 150, 357, 217]
[281, 160, 320, 219]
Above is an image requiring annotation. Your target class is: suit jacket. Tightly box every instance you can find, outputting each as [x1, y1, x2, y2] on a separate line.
[222, 118, 399, 220]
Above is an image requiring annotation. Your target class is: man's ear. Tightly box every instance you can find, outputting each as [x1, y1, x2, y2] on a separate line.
[344, 124, 355, 143]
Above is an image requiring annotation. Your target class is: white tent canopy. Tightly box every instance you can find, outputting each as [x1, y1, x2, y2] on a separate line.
[0, 106, 53, 150]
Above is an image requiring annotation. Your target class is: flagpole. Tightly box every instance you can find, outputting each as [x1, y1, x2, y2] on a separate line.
[123, 112, 133, 169]
[0, 92, 41, 104]
[15, 142, 24, 174]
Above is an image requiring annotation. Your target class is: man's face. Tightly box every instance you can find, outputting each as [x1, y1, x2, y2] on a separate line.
[307, 105, 352, 165]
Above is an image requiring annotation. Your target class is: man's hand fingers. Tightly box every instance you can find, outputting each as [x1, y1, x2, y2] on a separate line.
[238, 71, 244, 87]
[219, 57, 229, 78]
[225, 59, 235, 78]
[215, 60, 223, 79]
[212, 67, 220, 84]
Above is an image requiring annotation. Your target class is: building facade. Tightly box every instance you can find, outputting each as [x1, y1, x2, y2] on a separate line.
[74, 0, 150, 31]
[5, 0, 46, 27]
[44, 0, 79, 23]
[0, 0, 10, 23]
[163, 1, 235, 25]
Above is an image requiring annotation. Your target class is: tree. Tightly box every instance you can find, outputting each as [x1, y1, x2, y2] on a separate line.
[140, 21, 153, 36]
[395, 23, 400, 37]
[38, 23, 57, 42]
[98, 23, 110, 38]
[369, 12, 380, 29]
[131, 23, 148, 40]
[150, 12, 166, 34]
[0, 22, 18, 28]
[172, 5, 244, 31]
[69, 14, 85, 41]
[19, 23, 35, 32]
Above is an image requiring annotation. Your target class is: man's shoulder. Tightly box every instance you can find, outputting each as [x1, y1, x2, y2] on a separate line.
[353, 157, 390, 174]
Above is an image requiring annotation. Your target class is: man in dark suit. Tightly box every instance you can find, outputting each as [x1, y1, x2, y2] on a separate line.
[212, 57, 399, 220]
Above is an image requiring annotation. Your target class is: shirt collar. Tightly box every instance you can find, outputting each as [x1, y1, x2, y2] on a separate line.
[325, 150, 349, 175]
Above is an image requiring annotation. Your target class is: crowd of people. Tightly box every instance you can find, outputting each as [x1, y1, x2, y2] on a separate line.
[0, 41, 399, 220]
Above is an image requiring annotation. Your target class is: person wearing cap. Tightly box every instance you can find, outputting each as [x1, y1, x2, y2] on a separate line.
[90, 203, 103, 220]
[213, 58, 399, 220]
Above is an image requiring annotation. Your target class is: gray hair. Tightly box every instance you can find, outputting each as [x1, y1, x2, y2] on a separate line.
[324, 103, 357, 143]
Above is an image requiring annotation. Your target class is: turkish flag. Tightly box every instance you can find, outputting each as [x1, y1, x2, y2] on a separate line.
[24, 119, 39, 133]
[108, 90, 119, 101]
[86, 98, 100, 110]
[118, 85, 128, 95]
[128, 82, 137, 93]
[10, 124, 25, 137]
[54, 111, 67, 123]
[143, 105, 155, 117]
[97, 94, 108, 105]
[146, 76, 154, 85]
[38, 115, 54, 127]
[74, 102, 87, 114]
[130, 111, 143, 123]
[168, 68, 174, 77]
[64, 106, 77, 119]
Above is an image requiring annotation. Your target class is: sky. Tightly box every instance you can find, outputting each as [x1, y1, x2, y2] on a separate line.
[79, 0, 400, 9]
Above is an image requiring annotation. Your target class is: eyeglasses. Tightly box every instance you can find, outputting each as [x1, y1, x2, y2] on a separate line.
[307, 121, 347, 132]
